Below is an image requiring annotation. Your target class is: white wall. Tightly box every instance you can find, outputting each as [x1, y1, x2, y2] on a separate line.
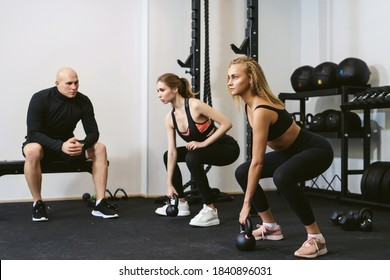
[147, 0, 249, 197]
[1, 0, 390, 202]
[0, 0, 146, 201]
[297, 0, 390, 193]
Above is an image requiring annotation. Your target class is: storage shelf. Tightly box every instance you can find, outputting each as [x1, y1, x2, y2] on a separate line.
[280, 85, 390, 210]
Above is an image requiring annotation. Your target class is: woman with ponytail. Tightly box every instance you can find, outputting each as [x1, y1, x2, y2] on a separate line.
[155, 73, 240, 227]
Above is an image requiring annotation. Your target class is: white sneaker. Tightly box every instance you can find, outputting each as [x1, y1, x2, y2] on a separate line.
[155, 200, 190, 216]
[189, 204, 220, 227]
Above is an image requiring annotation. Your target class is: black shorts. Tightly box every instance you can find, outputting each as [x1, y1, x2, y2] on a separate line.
[22, 141, 87, 163]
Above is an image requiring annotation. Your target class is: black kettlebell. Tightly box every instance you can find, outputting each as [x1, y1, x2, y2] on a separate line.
[291, 112, 304, 127]
[166, 193, 179, 217]
[358, 207, 373, 232]
[236, 218, 256, 251]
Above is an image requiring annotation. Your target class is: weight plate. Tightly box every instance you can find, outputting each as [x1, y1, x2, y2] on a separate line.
[361, 163, 377, 198]
[361, 161, 390, 201]
[361, 161, 389, 201]
[380, 166, 390, 203]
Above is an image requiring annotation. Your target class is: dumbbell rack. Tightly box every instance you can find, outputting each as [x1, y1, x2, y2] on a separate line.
[278, 86, 380, 204]
[340, 86, 390, 209]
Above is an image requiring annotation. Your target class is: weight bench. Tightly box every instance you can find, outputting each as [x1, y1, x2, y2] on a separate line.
[0, 160, 94, 177]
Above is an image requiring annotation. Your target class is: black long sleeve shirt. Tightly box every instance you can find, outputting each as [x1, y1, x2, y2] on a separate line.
[24, 86, 99, 152]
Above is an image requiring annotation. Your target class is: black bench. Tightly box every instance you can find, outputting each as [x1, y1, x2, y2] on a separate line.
[0, 160, 94, 177]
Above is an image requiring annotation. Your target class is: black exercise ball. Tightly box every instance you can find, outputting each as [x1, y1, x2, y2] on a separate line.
[345, 111, 362, 132]
[324, 110, 341, 132]
[309, 112, 327, 132]
[291, 65, 314, 92]
[324, 110, 361, 133]
[311, 62, 338, 89]
[335, 57, 370, 86]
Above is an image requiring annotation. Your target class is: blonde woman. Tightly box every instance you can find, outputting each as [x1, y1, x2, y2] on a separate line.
[227, 56, 333, 258]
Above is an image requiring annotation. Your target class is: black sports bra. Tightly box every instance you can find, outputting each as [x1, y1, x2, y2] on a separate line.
[246, 104, 293, 141]
[171, 98, 216, 142]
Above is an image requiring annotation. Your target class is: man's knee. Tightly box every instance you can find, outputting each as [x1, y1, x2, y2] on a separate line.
[23, 143, 43, 162]
[87, 142, 107, 159]
[95, 142, 106, 153]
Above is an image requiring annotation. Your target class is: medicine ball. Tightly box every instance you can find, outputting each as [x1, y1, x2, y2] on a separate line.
[324, 110, 341, 132]
[311, 62, 338, 90]
[291, 65, 314, 92]
[324, 110, 361, 133]
[345, 111, 362, 132]
[335, 57, 370, 86]
[309, 112, 326, 132]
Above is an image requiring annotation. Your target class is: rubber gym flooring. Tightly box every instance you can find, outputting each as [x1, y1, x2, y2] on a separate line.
[0, 191, 389, 260]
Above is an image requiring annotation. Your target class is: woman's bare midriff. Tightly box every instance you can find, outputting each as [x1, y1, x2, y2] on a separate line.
[267, 122, 301, 151]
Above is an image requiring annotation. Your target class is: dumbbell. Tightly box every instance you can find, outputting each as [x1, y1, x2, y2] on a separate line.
[330, 210, 344, 225]
[82, 192, 96, 207]
[385, 92, 390, 102]
[82, 191, 118, 211]
[372, 90, 386, 104]
[330, 208, 373, 232]
[350, 90, 371, 105]
[338, 210, 361, 230]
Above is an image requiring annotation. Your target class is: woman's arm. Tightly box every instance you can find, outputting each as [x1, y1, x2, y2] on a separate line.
[188, 98, 232, 148]
[164, 113, 178, 197]
[239, 108, 271, 224]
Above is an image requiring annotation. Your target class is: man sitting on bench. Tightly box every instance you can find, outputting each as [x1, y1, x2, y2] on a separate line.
[22, 67, 118, 221]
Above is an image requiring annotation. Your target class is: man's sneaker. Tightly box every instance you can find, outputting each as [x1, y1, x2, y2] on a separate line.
[189, 204, 220, 227]
[252, 224, 284, 241]
[155, 200, 190, 216]
[32, 200, 48, 222]
[91, 198, 119, 219]
[294, 238, 328, 259]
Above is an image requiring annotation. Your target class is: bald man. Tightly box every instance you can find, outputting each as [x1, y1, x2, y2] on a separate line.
[22, 67, 118, 221]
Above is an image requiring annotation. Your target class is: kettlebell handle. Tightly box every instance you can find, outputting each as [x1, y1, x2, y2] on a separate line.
[239, 218, 253, 237]
[166, 193, 179, 217]
[166, 193, 179, 206]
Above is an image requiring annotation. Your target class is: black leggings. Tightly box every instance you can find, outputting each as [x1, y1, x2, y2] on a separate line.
[235, 129, 334, 226]
[164, 134, 240, 205]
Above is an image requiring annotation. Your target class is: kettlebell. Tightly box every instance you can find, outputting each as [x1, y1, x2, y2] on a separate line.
[291, 112, 304, 127]
[166, 193, 179, 217]
[358, 207, 373, 232]
[236, 218, 256, 251]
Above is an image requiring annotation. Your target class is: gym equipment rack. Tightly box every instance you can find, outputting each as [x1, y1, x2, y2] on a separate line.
[278, 85, 390, 210]
[231, 0, 259, 160]
[340, 86, 390, 209]
[177, 0, 201, 93]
